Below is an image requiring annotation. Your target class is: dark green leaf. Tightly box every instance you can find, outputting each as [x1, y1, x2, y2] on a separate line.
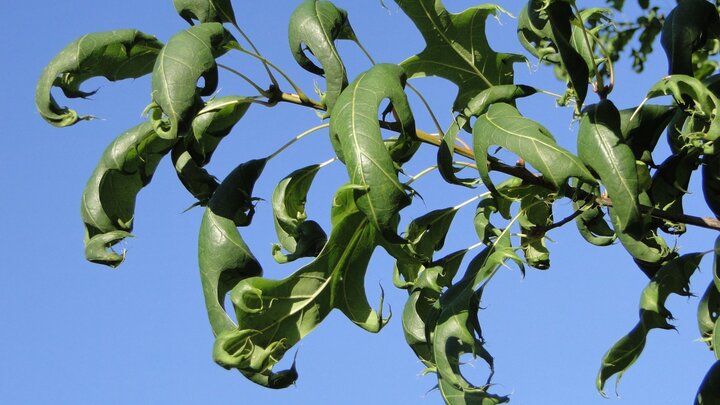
[214, 187, 387, 386]
[330, 64, 417, 242]
[518, 0, 592, 109]
[150, 23, 236, 140]
[578, 100, 641, 234]
[473, 102, 595, 195]
[288, 0, 356, 113]
[695, 361, 720, 405]
[649, 149, 701, 234]
[703, 152, 720, 218]
[438, 85, 537, 187]
[36, 30, 163, 127]
[598, 253, 706, 395]
[619, 104, 675, 164]
[172, 96, 252, 204]
[660, 0, 720, 76]
[173, 0, 237, 25]
[697, 281, 720, 351]
[80, 122, 175, 267]
[395, 0, 525, 111]
[271, 164, 328, 263]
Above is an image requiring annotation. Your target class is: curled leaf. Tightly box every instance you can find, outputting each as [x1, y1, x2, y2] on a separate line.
[597, 253, 706, 396]
[618, 104, 675, 164]
[695, 361, 720, 405]
[173, 0, 237, 25]
[150, 23, 236, 140]
[36, 30, 163, 127]
[660, 0, 720, 76]
[272, 164, 328, 263]
[216, 187, 388, 386]
[80, 122, 175, 267]
[198, 158, 266, 335]
[649, 149, 701, 234]
[330, 64, 418, 242]
[288, 0, 356, 113]
[473, 102, 595, 195]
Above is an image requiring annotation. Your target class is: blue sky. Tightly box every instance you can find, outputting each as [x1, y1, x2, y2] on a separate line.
[2, 0, 717, 404]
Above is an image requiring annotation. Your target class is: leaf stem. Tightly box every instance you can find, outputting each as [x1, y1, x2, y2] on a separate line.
[230, 22, 279, 88]
[267, 123, 330, 161]
[218, 63, 268, 96]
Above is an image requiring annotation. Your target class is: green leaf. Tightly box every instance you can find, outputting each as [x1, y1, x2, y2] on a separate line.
[172, 96, 252, 204]
[288, 0, 356, 113]
[597, 253, 706, 396]
[578, 100, 641, 233]
[150, 23, 236, 140]
[697, 281, 720, 351]
[432, 241, 518, 403]
[518, 0, 592, 110]
[173, 0, 237, 25]
[198, 158, 266, 336]
[619, 104, 676, 164]
[271, 164, 328, 263]
[660, 0, 720, 76]
[80, 122, 175, 267]
[36, 30, 163, 127]
[703, 152, 720, 218]
[438, 85, 537, 187]
[214, 187, 387, 386]
[649, 149, 701, 234]
[572, 181, 616, 247]
[695, 361, 720, 405]
[473, 102, 595, 195]
[330, 64, 418, 242]
[395, 0, 525, 111]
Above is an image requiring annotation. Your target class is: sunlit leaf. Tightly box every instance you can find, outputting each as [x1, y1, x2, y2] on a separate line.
[330, 64, 418, 242]
[81, 122, 175, 267]
[198, 158, 266, 335]
[150, 23, 236, 140]
[578, 100, 641, 234]
[215, 187, 388, 386]
[36, 30, 163, 127]
[598, 253, 706, 395]
[395, 0, 524, 111]
[288, 0, 356, 113]
[173, 0, 237, 25]
[473, 102, 595, 195]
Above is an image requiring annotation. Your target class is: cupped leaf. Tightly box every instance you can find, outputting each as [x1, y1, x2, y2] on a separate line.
[288, 0, 356, 113]
[198, 158, 266, 335]
[473, 102, 595, 195]
[150, 23, 236, 140]
[660, 0, 720, 76]
[271, 164, 328, 263]
[696, 361, 720, 405]
[173, 0, 237, 25]
[438, 85, 537, 187]
[597, 253, 706, 396]
[215, 187, 388, 386]
[572, 181, 616, 247]
[36, 30, 163, 127]
[395, 0, 525, 111]
[619, 104, 676, 164]
[330, 64, 418, 242]
[172, 144, 219, 205]
[578, 100, 641, 234]
[80, 122, 175, 267]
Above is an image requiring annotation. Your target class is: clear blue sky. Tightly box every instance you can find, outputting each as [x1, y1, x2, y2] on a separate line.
[2, 0, 716, 404]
